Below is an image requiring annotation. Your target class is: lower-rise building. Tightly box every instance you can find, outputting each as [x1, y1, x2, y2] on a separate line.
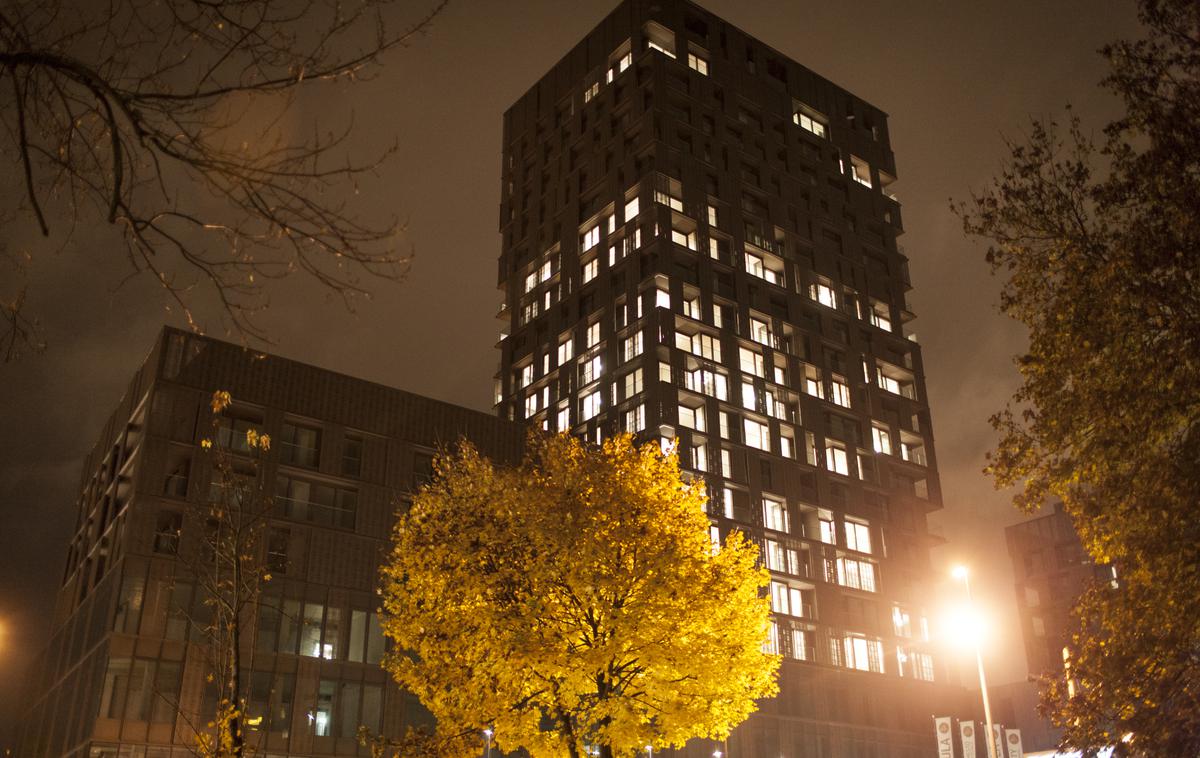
[16, 328, 524, 758]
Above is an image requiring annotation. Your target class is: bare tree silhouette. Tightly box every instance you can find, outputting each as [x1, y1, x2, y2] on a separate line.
[0, 0, 448, 360]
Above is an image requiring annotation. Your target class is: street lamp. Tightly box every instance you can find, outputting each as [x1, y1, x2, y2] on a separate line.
[483, 728, 493, 758]
[952, 566, 998, 758]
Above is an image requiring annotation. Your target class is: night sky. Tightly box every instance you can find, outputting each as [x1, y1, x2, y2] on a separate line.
[0, 0, 1142, 742]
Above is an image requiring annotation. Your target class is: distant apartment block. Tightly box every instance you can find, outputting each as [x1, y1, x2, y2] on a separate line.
[1005, 503, 1115, 677]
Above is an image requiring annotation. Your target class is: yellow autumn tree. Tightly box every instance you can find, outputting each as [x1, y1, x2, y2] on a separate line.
[378, 433, 778, 758]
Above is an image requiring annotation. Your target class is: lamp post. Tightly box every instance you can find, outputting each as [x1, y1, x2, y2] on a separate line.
[483, 728, 493, 758]
[953, 566, 998, 758]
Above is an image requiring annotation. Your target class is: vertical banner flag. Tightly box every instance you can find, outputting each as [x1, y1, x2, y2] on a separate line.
[1005, 728, 1025, 758]
[934, 717, 954, 758]
[959, 720, 977, 758]
[992, 724, 1005, 758]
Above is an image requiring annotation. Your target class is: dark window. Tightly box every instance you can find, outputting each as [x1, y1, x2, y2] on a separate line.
[280, 422, 322, 468]
[411, 452, 435, 490]
[153, 511, 182, 555]
[215, 413, 263, 452]
[767, 57, 787, 83]
[267, 528, 290, 574]
[275, 476, 357, 529]
[760, 459, 774, 490]
[342, 436, 363, 478]
[163, 455, 190, 499]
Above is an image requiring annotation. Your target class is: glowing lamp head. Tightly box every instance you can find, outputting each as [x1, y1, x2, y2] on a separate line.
[483, 728, 493, 738]
[951, 565, 969, 581]
[942, 604, 987, 649]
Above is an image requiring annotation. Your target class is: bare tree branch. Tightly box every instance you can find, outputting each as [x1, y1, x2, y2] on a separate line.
[0, 0, 448, 359]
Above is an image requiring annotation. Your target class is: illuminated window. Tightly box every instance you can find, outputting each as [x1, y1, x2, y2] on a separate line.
[793, 106, 828, 138]
[876, 360, 917, 399]
[586, 322, 601, 348]
[901, 439, 927, 466]
[685, 367, 728, 400]
[744, 418, 770, 452]
[687, 51, 709, 75]
[683, 296, 701, 320]
[744, 252, 782, 285]
[654, 175, 684, 211]
[582, 258, 599, 283]
[644, 21, 676, 58]
[832, 557, 878, 592]
[749, 317, 771, 345]
[872, 425, 892, 455]
[845, 520, 872, 554]
[582, 224, 601, 251]
[620, 331, 644, 362]
[676, 331, 721, 361]
[826, 443, 850, 476]
[671, 228, 697, 250]
[580, 391, 602, 421]
[841, 636, 884, 673]
[624, 195, 640, 222]
[622, 368, 644, 398]
[802, 364, 823, 399]
[830, 377, 851, 408]
[818, 510, 836, 544]
[849, 155, 873, 188]
[314, 680, 335, 735]
[869, 299, 893, 332]
[739, 347, 765, 377]
[607, 44, 632, 83]
[809, 281, 838, 309]
[741, 381, 757, 411]
[720, 448, 732, 478]
[557, 337, 574, 366]
[678, 404, 706, 432]
[580, 355, 603, 384]
[780, 431, 795, 459]
[623, 404, 646, 432]
[764, 622, 780, 655]
[763, 496, 789, 533]
[556, 404, 571, 431]
[656, 287, 671, 309]
[791, 629, 813, 661]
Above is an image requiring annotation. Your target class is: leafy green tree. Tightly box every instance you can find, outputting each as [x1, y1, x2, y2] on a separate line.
[378, 433, 779, 758]
[957, 1, 1200, 753]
